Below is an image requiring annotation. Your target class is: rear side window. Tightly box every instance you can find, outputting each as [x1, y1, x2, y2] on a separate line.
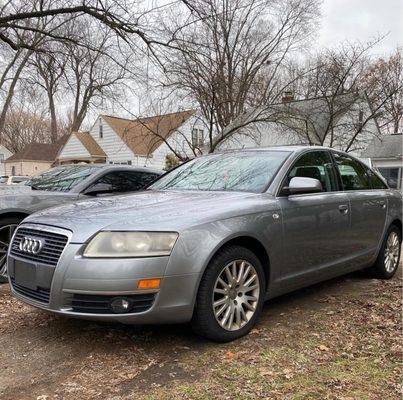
[378, 167, 399, 189]
[333, 153, 371, 190]
[287, 151, 338, 192]
[365, 168, 388, 189]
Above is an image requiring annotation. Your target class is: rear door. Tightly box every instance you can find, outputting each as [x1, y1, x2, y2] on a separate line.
[332, 151, 387, 261]
[278, 150, 351, 287]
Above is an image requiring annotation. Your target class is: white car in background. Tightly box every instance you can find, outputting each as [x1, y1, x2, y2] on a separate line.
[0, 176, 30, 185]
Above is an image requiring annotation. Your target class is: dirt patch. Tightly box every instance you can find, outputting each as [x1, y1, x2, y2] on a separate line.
[0, 267, 401, 400]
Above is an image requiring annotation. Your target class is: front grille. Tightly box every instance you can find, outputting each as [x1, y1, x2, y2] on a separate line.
[10, 227, 69, 266]
[11, 279, 50, 304]
[71, 293, 156, 314]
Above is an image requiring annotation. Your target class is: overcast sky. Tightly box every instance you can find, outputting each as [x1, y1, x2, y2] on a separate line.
[317, 0, 402, 56]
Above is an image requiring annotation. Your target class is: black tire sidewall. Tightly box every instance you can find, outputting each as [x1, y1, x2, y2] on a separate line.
[192, 245, 266, 342]
[373, 225, 401, 279]
[0, 216, 23, 283]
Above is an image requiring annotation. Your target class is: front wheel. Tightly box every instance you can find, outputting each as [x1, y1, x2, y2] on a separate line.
[191, 245, 265, 342]
[369, 225, 401, 279]
[0, 217, 21, 283]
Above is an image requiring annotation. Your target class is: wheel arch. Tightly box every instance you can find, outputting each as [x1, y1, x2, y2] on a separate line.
[391, 218, 402, 235]
[0, 210, 30, 223]
[201, 235, 271, 290]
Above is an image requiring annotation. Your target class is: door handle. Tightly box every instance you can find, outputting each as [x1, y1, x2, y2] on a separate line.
[338, 204, 349, 214]
[379, 201, 386, 209]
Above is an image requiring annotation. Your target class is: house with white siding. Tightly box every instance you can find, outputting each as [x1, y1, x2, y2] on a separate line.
[0, 145, 13, 175]
[217, 92, 381, 156]
[58, 110, 206, 170]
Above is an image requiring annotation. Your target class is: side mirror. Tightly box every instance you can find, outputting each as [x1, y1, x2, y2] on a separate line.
[83, 182, 114, 196]
[288, 177, 323, 195]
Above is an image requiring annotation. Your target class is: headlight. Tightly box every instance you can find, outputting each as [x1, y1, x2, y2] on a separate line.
[83, 231, 178, 258]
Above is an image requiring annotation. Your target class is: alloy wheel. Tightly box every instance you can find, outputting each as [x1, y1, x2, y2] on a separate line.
[384, 231, 400, 273]
[212, 259, 260, 331]
[0, 224, 18, 279]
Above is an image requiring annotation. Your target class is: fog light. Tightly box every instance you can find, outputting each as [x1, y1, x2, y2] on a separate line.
[110, 297, 132, 313]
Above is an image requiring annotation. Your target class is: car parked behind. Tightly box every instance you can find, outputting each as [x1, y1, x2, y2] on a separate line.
[0, 164, 162, 281]
[0, 176, 30, 185]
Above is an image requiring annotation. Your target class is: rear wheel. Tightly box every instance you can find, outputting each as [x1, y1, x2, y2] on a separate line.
[0, 217, 21, 283]
[369, 225, 401, 279]
[191, 245, 265, 342]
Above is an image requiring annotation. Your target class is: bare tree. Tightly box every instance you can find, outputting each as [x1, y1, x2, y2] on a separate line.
[164, 0, 320, 152]
[362, 48, 403, 134]
[26, 47, 66, 142]
[255, 39, 395, 153]
[0, 0, 171, 53]
[2, 92, 51, 152]
[63, 24, 132, 131]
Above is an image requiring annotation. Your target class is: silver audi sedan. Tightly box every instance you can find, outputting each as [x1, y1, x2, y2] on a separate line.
[7, 146, 402, 342]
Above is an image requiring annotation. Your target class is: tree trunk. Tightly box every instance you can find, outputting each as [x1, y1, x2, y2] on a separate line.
[48, 92, 58, 142]
[0, 50, 32, 141]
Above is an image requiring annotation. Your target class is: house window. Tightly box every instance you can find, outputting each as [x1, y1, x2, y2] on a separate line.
[0, 154, 4, 163]
[192, 128, 204, 147]
[99, 120, 103, 139]
[11, 166, 15, 175]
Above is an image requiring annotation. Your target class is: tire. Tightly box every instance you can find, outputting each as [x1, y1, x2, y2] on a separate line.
[191, 245, 266, 342]
[0, 217, 22, 283]
[368, 224, 401, 279]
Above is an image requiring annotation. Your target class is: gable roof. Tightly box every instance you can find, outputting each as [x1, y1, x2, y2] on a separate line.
[361, 133, 403, 159]
[72, 131, 106, 157]
[101, 110, 196, 156]
[5, 135, 69, 163]
[227, 92, 378, 144]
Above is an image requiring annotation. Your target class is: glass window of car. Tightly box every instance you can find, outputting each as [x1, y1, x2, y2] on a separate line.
[378, 167, 400, 189]
[93, 171, 160, 193]
[150, 151, 291, 193]
[11, 176, 29, 184]
[28, 166, 99, 192]
[365, 167, 388, 189]
[286, 151, 338, 192]
[333, 153, 371, 190]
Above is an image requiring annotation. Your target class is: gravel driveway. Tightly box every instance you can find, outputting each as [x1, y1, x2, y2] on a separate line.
[0, 266, 401, 400]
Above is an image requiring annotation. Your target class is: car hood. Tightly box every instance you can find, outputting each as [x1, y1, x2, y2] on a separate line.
[0, 189, 78, 214]
[24, 190, 277, 243]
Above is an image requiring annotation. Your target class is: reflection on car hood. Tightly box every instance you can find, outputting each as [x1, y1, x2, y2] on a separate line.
[0, 188, 78, 214]
[25, 190, 276, 242]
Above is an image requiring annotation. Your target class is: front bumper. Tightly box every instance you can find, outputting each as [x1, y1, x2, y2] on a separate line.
[8, 242, 200, 324]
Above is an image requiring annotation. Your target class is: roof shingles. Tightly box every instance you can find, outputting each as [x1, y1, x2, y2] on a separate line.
[5, 135, 69, 162]
[73, 131, 106, 157]
[101, 110, 196, 156]
[361, 134, 403, 159]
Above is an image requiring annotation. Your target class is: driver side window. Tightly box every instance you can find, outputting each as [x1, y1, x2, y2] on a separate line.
[91, 171, 159, 194]
[286, 151, 338, 192]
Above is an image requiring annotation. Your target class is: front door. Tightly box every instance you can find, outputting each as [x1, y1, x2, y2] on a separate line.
[278, 150, 351, 288]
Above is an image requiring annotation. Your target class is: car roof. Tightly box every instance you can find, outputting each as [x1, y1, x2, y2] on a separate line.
[50, 164, 163, 175]
[216, 145, 337, 155]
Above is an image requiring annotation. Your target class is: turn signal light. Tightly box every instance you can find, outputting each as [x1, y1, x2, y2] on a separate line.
[137, 278, 161, 289]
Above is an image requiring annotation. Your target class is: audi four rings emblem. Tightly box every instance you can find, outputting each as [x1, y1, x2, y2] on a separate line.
[19, 236, 45, 254]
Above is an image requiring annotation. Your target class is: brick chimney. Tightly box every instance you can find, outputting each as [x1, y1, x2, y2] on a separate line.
[282, 91, 294, 103]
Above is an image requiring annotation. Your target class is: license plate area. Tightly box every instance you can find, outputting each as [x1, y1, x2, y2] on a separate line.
[10, 257, 55, 291]
[14, 260, 37, 289]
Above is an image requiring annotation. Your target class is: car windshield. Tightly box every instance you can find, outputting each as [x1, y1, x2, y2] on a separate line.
[150, 151, 290, 193]
[27, 166, 99, 192]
